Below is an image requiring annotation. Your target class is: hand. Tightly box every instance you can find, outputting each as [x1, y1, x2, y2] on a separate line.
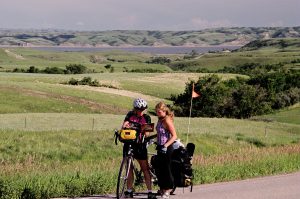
[161, 146, 167, 153]
[157, 145, 167, 154]
[122, 121, 131, 129]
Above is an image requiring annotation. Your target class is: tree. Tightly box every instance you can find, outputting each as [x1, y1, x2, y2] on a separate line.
[65, 64, 87, 74]
[27, 66, 39, 73]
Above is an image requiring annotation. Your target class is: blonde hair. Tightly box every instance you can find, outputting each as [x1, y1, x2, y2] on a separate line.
[155, 101, 174, 120]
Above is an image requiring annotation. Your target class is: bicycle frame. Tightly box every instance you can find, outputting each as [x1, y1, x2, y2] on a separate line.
[115, 128, 157, 199]
[116, 143, 143, 199]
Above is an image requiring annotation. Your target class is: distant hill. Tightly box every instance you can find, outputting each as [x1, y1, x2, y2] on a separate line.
[0, 27, 299, 47]
[237, 38, 300, 51]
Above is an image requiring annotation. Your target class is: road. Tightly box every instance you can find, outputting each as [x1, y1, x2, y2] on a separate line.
[54, 171, 300, 199]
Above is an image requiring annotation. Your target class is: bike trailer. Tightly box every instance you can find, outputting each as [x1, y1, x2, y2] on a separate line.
[171, 143, 195, 190]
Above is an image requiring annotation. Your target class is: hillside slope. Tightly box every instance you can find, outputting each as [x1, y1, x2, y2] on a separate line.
[0, 27, 299, 47]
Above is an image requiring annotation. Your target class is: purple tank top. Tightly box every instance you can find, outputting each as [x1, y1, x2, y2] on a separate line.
[156, 120, 170, 146]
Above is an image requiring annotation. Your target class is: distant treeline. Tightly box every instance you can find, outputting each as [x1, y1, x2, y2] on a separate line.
[12, 64, 88, 74]
[171, 71, 300, 118]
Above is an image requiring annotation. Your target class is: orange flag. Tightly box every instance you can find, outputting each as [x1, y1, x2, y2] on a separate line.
[192, 83, 200, 98]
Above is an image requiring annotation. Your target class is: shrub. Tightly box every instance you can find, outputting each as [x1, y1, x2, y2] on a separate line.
[27, 66, 39, 73]
[44, 67, 64, 74]
[68, 78, 79, 85]
[65, 64, 87, 74]
[67, 77, 100, 87]
[146, 56, 171, 64]
[104, 64, 111, 69]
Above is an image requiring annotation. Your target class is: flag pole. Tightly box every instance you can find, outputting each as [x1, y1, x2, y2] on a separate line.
[186, 83, 200, 145]
[186, 95, 193, 145]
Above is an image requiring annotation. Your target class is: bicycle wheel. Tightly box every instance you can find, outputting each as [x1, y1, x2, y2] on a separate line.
[116, 157, 131, 199]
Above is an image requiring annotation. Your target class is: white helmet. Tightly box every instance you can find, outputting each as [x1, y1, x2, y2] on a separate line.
[133, 98, 148, 110]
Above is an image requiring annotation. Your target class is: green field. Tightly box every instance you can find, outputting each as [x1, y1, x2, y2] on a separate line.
[0, 120, 299, 198]
[256, 104, 300, 125]
[1, 38, 300, 74]
[0, 48, 173, 73]
[0, 46, 300, 198]
[1, 72, 240, 114]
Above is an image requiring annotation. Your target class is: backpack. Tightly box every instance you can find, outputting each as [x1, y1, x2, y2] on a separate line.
[171, 143, 195, 188]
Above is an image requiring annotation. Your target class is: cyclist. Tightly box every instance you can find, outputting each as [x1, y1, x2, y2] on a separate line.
[122, 98, 156, 199]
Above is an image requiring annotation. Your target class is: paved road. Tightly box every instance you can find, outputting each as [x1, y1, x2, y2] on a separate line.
[54, 171, 300, 199]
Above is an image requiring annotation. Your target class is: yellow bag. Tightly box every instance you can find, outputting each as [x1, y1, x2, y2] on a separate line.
[118, 129, 137, 142]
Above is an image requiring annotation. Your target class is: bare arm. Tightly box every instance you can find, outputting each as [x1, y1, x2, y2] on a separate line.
[163, 117, 177, 148]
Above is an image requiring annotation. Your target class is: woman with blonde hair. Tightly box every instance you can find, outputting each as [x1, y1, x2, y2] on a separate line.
[155, 102, 177, 199]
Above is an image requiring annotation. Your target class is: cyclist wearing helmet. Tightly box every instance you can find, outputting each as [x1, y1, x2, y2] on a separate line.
[122, 98, 156, 199]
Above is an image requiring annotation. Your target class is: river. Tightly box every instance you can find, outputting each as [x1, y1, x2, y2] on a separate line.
[29, 46, 241, 54]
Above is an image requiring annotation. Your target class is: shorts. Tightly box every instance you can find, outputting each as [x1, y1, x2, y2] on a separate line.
[123, 142, 148, 160]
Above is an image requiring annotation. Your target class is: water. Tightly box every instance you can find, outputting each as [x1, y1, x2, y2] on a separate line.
[30, 46, 241, 54]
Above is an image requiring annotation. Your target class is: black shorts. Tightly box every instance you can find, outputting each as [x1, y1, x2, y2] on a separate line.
[123, 142, 148, 160]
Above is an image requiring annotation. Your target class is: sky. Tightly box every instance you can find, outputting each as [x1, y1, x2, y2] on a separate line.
[0, 0, 299, 31]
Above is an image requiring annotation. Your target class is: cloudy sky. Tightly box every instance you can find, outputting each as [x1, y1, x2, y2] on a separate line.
[0, 0, 299, 30]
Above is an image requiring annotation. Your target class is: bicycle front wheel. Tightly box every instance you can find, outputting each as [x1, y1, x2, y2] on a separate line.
[116, 157, 131, 199]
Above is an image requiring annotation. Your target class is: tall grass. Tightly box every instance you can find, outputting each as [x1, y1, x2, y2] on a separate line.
[0, 130, 122, 198]
[1, 113, 299, 139]
[0, 129, 299, 198]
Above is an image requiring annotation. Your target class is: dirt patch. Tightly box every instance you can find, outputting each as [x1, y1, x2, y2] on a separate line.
[4, 49, 25, 60]
[0, 86, 128, 114]
[59, 84, 164, 102]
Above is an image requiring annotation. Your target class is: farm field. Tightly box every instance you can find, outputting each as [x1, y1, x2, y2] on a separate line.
[0, 46, 299, 198]
[0, 72, 243, 114]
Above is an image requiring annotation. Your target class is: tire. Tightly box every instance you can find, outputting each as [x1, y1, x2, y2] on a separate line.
[116, 157, 131, 199]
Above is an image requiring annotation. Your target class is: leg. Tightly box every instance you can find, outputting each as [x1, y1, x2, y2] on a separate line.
[138, 159, 152, 190]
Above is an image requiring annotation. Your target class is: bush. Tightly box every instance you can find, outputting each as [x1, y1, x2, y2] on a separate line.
[146, 56, 171, 64]
[44, 67, 64, 74]
[27, 66, 39, 73]
[67, 77, 100, 87]
[65, 64, 87, 74]
[130, 68, 164, 73]
[12, 68, 26, 73]
[68, 78, 79, 85]
[104, 64, 111, 69]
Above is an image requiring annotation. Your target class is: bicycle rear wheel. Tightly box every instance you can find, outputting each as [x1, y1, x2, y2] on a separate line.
[116, 157, 131, 199]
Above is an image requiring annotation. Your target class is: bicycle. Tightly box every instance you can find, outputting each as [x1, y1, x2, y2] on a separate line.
[114, 123, 157, 199]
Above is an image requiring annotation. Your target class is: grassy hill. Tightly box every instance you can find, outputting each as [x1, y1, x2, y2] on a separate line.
[169, 38, 300, 72]
[0, 48, 174, 72]
[1, 27, 299, 47]
[237, 38, 300, 51]
[0, 72, 242, 115]
[255, 103, 300, 125]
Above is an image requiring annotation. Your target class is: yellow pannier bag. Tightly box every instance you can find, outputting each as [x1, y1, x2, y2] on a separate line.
[119, 129, 137, 142]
